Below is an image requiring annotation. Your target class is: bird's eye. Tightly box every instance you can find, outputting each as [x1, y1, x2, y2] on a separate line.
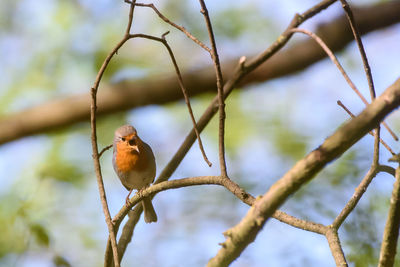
[128, 139, 136, 146]
[121, 137, 125, 141]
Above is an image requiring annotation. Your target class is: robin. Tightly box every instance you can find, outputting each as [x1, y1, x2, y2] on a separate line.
[112, 124, 157, 223]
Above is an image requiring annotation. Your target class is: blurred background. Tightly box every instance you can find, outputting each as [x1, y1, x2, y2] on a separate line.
[1, 0, 400, 266]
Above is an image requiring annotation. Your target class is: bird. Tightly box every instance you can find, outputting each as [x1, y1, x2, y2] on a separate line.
[112, 124, 158, 223]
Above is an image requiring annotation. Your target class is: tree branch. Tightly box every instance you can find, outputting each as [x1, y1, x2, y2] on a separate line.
[112, 176, 223, 224]
[198, 0, 227, 177]
[337, 101, 394, 155]
[331, 166, 378, 229]
[90, 2, 139, 265]
[339, 0, 376, 101]
[378, 165, 396, 177]
[159, 32, 212, 166]
[378, 164, 400, 267]
[326, 227, 348, 266]
[290, 27, 396, 142]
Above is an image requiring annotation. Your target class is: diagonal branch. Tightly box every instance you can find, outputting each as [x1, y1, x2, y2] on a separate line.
[337, 101, 394, 155]
[331, 166, 378, 229]
[207, 77, 400, 267]
[289, 28, 367, 104]
[290, 28, 396, 146]
[339, 0, 375, 100]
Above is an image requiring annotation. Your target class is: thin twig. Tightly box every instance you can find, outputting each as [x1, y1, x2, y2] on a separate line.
[378, 165, 400, 267]
[332, 105, 382, 229]
[198, 0, 228, 177]
[273, 210, 327, 235]
[160, 32, 212, 166]
[290, 28, 365, 102]
[331, 167, 378, 229]
[99, 144, 113, 158]
[90, 2, 140, 266]
[92, 33, 134, 267]
[91, 32, 132, 267]
[337, 100, 395, 155]
[91, 87, 120, 267]
[244, 0, 337, 72]
[378, 165, 396, 177]
[339, 0, 398, 142]
[373, 123, 381, 167]
[339, 0, 375, 100]
[290, 27, 397, 142]
[124, 0, 136, 35]
[125, 1, 211, 52]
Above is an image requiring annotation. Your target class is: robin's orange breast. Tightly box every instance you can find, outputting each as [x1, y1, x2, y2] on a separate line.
[115, 141, 139, 174]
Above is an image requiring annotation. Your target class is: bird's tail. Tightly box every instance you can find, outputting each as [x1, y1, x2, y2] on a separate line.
[142, 197, 157, 223]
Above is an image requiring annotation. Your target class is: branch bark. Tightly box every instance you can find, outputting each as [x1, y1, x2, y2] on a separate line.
[1, 2, 399, 145]
[207, 77, 400, 267]
[378, 164, 400, 267]
[326, 228, 348, 266]
[198, 0, 228, 176]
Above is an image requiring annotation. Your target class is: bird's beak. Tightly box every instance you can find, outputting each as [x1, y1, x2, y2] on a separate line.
[131, 145, 139, 153]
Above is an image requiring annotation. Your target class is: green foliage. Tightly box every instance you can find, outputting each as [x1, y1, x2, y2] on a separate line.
[93, 49, 121, 80]
[29, 222, 50, 247]
[39, 134, 85, 186]
[0, 180, 51, 258]
[53, 254, 72, 267]
[268, 119, 308, 160]
[213, 6, 271, 40]
[96, 112, 128, 146]
[223, 91, 258, 153]
[162, 0, 207, 41]
[0, 200, 28, 257]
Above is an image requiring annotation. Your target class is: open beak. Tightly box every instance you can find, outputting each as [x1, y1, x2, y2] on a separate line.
[130, 144, 139, 153]
[126, 136, 139, 153]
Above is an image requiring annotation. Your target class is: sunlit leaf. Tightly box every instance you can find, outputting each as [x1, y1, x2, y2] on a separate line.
[30, 223, 50, 247]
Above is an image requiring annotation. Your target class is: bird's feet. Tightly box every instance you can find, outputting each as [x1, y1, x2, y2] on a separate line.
[125, 189, 134, 207]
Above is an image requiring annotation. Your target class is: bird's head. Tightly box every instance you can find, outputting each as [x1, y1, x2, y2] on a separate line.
[114, 124, 141, 154]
